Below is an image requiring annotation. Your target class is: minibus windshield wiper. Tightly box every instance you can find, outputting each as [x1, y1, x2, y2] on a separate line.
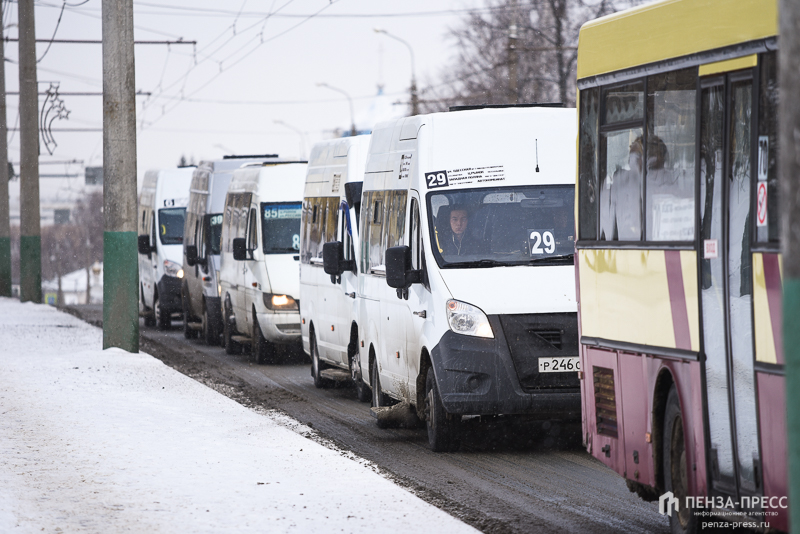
[527, 253, 574, 264]
[443, 259, 512, 268]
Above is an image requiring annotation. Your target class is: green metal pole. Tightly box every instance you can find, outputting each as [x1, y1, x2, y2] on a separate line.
[101, 0, 138, 352]
[0, 2, 10, 298]
[18, 0, 40, 303]
[780, 1, 800, 531]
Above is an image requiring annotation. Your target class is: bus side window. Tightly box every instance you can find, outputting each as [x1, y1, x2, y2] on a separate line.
[600, 82, 644, 242]
[578, 87, 599, 240]
[645, 68, 697, 242]
[247, 207, 258, 254]
[223, 195, 234, 253]
[340, 204, 352, 263]
[410, 198, 421, 270]
[150, 212, 156, 248]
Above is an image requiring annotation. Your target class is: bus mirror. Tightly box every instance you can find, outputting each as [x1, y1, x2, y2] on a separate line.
[186, 245, 198, 267]
[323, 241, 344, 276]
[232, 238, 247, 261]
[138, 235, 152, 256]
[386, 246, 412, 289]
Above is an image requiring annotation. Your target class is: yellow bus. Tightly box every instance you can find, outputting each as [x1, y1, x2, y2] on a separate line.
[575, 1, 785, 532]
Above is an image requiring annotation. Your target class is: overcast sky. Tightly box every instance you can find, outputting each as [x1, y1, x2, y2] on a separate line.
[3, 0, 484, 211]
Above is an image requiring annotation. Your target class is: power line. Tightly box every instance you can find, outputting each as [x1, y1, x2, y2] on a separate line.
[4, 38, 197, 44]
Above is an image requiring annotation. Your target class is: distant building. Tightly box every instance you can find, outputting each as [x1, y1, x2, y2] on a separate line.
[42, 261, 103, 305]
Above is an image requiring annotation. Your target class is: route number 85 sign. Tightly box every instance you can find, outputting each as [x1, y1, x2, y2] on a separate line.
[528, 229, 556, 255]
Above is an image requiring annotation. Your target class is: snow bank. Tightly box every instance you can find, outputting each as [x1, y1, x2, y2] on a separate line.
[0, 298, 476, 533]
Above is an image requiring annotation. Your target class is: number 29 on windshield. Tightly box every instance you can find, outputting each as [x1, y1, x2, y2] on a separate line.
[529, 230, 555, 254]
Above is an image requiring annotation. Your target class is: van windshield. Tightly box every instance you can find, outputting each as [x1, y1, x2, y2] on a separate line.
[262, 202, 302, 254]
[427, 185, 575, 267]
[208, 213, 223, 255]
[158, 208, 186, 245]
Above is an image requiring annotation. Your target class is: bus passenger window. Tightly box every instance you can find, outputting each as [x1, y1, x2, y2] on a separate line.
[600, 128, 643, 241]
[645, 68, 697, 241]
[579, 87, 599, 240]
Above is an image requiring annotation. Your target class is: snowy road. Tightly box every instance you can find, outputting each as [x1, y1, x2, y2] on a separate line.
[67, 304, 669, 534]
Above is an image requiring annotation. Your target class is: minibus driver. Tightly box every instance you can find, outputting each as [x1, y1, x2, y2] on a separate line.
[442, 205, 474, 256]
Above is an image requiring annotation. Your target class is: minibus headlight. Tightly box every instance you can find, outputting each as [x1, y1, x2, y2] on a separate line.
[163, 260, 182, 277]
[263, 293, 299, 311]
[446, 299, 494, 338]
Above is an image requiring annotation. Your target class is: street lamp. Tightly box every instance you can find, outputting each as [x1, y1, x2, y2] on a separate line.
[274, 120, 307, 159]
[317, 82, 357, 137]
[374, 28, 418, 116]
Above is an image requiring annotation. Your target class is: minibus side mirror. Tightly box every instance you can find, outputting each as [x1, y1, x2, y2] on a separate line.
[232, 238, 247, 261]
[323, 241, 355, 283]
[386, 246, 422, 290]
[138, 235, 153, 256]
[186, 245, 198, 267]
[323, 241, 344, 276]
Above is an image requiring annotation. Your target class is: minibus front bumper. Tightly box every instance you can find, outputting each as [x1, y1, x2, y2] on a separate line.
[429, 316, 581, 418]
[256, 311, 302, 344]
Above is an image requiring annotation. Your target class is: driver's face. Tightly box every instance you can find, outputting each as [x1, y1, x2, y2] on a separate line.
[450, 210, 468, 237]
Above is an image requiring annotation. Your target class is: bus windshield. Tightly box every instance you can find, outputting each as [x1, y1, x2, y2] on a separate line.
[158, 208, 186, 245]
[262, 202, 302, 254]
[208, 213, 223, 255]
[427, 185, 575, 267]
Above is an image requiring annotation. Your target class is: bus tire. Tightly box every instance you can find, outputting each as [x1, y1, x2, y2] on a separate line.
[223, 302, 240, 355]
[310, 332, 331, 388]
[182, 296, 198, 339]
[425, 367, 460, 452]
[663, 384, 697, 534]
[370, 356, 392, 429]
[142, 285, 156, 327]
[349, 334, 370, 402]
[155, 294, 170, 331]
[252, 317, 274, 365]
[203, 304, 217, 346]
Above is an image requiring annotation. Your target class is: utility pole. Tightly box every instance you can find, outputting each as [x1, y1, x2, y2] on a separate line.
[0, 3, 10, 297]
[780, 0, 800, 530]
[18, 0, 41, 303]
[102, 0, 139, 352]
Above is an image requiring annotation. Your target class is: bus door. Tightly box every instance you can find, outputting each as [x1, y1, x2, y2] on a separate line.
[698, 68, 761, 501]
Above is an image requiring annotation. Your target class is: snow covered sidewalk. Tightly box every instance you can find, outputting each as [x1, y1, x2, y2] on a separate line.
[0, 298, 476, 534]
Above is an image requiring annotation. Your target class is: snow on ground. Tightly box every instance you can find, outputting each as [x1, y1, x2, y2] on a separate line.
[0, 298, 477, 534]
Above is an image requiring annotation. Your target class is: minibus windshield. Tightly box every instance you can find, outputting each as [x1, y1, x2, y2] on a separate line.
[158, 208, 186, 245]
[208, 213, 223, 255]
[262, 202, 302, 254]
[427, 185, 575, 268]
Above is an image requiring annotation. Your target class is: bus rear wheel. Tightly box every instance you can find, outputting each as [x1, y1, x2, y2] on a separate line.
[424, 367, 460, 452]
[663, 384, 697, 534]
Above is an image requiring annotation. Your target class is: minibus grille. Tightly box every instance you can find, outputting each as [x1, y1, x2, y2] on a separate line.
[593, 366, 618, 438]
[498, 313, 579, 392]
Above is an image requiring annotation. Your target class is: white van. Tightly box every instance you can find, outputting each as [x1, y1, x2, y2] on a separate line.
[325, 106, 580, 451]
[298, 135, 371, 398]
[182, 155, 279, 345]
[138, 167, 195, 329]
[218, 161, 307, 362]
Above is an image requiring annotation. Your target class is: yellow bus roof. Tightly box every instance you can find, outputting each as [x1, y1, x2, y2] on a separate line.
[577, 0, 778, 80]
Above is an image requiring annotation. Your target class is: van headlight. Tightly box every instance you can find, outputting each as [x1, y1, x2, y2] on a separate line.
[263, 293, 299, 311]
[164, 260, 182, 278]
[446, 299, 494, 338]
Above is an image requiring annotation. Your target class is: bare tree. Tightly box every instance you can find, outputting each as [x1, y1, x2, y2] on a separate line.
[424, 0, 637, 110]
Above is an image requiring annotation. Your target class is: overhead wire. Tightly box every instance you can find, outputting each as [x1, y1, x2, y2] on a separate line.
[37, 1, 66, 63]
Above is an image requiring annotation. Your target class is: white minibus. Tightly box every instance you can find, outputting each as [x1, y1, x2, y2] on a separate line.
[325, 106, 580, 451]
[138, 167, 195, 329]
[182, 155, 279, 345]
[298, 135, 370, 398]
[219, 161, 307, 362]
